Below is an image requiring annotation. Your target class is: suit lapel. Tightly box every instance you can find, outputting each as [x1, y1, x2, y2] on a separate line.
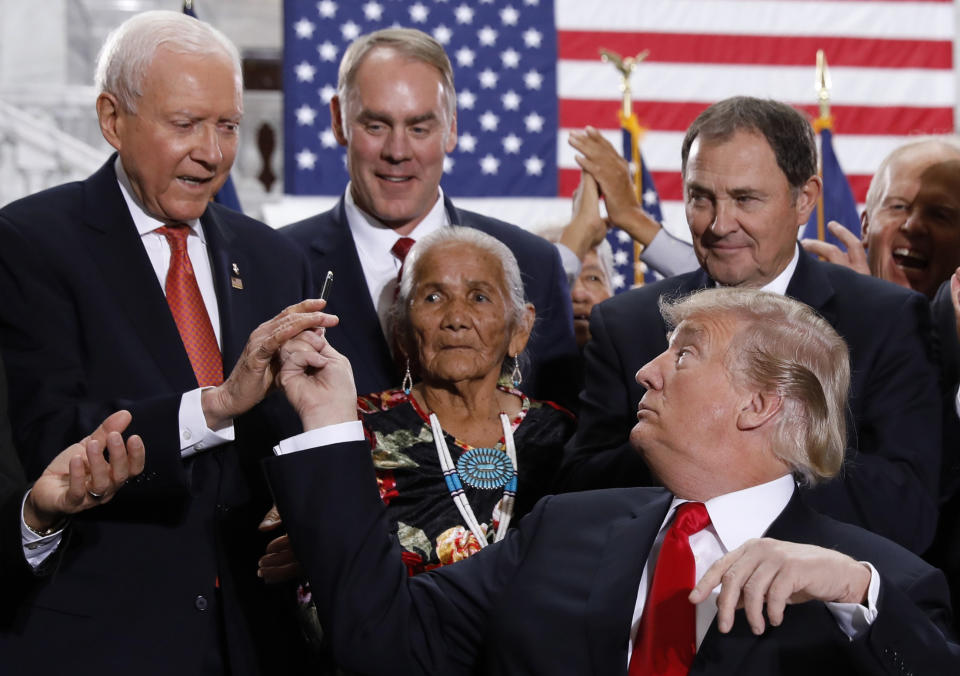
[785, 247, 836, 323]
[79, 159, 196, 389]
[309, 199, 397, 387]
[586, 491, 672, 676]
[201, 206, 246, 372]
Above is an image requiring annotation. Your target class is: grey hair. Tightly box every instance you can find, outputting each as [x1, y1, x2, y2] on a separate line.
[390, 227, 531, 373]
[660, 288, 850, 485]
[337, 28, 456, 137]
[593, 238, 615, 294]
[95, 10, 242, 113]
[865, 136, 960, 214]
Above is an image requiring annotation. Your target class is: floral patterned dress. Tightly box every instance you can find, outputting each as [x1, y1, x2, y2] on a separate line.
[294, 386, 575, 654]
[359, 386, 575, 574]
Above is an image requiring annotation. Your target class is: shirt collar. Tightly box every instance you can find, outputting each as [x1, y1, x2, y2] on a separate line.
[342, 182, 449, 256]
[711, 245, 800, 296]
[665, 474, 795, 552]
[114, 156, 204, 241]
[759, 245, 800, 296]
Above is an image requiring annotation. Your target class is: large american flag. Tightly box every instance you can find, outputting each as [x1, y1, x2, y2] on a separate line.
[281, 0, 954, 250]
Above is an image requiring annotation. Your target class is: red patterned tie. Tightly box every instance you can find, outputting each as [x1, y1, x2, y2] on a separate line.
[156, 225, 224, 387]
[391, 236, 416, 302]
[629, 501, 712, 676]
[391, 236, 416, 279]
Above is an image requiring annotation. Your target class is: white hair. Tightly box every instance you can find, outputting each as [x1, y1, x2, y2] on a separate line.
[95, 10, 242, 113]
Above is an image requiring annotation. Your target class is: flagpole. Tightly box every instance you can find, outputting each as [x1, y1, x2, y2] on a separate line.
[600, 49, 649, 286]
[814, 49, 832, 242]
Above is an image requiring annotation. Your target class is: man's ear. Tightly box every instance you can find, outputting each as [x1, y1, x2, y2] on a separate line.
[737, 390, 782, 431]
[794, 175, 822, 226]
[860, 209, 871, 253]
[330, 95, 349, 147]
[96, 92, 123, 152]
[444, 109, 458, 154]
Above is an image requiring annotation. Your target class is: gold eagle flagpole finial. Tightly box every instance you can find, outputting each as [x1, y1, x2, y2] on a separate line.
[815, 49, 832, 120]
[600, 49, 649, 117]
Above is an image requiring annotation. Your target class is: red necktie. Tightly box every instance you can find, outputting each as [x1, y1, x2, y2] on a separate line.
[391, 236, 416, 279]
[629, 501, 712, 676]
[156, 225, 224, 387]
[391, 236, 416, 301]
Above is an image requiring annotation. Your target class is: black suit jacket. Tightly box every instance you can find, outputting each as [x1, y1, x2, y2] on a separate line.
[0, 158, 312, 675]
[266, 440, 959, 675]
[559, 249, 942, 554]
[282, 195, 580, 407]
[926, 280, 960, 618]
[0, 356, 31, 616]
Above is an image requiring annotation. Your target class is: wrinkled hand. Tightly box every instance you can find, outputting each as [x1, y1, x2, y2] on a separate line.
[559, 171, 608, 260]
[24, 410, 145, 531]
[257, 504, 304, 583]
[278, 329, 357, 431]
[569, 126, 638, 222]
[689, 538, 871, 636]
[568, 126, 663, 245]
[202, 299, 339, 429]
[800, 221, 870, 275]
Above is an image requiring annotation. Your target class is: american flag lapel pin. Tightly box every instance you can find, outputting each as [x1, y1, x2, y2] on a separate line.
[231, 262, 243, 290]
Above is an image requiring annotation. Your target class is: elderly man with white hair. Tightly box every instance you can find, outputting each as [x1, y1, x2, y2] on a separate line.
[0, 10, 327, 675]
[264, 287, 959, 675]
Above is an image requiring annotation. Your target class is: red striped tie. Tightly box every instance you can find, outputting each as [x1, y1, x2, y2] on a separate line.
[156, 225, 224, 387]
[391, 237, 416, 279]
[630, 501, 712, 676]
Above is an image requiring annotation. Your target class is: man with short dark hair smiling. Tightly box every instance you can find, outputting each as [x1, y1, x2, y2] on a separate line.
[560, 96, 942, 557]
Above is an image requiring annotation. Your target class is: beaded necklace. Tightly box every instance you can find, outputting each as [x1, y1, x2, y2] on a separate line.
[429, 412, 518, 548]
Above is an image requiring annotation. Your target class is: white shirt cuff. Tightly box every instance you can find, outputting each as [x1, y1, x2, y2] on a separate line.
[273, 420, 365, 455]
[826, 561, 881, 639]
[639, 229, 699, 278]
[179, 387, 235, 458]
[20, 492, 64, 570]
[954, 385, 960, 420]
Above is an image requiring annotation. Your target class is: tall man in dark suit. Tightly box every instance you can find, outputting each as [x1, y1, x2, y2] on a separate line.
[558, 97, 942, 555]
[283, 28, 578, 406]
[0, 11, 330, 675]
[264, 287, 958, 675]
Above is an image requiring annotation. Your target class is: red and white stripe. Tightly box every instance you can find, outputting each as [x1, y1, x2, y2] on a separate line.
[556, 0, 955, 235]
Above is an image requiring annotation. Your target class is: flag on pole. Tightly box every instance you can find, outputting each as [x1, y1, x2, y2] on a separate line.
[608, 112, 664, 291]
[803, 122, 861, 248]
[183, 0, 245, 214]
[282, 0, 953, 231]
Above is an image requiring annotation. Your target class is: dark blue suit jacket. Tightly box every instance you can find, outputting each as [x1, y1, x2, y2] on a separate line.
[0, 356, 32, 619]
[281, 195, 580, 407]
[0, 158, 312, 675]
[266, 440, 959, 675]
[559, 249, 942, 554]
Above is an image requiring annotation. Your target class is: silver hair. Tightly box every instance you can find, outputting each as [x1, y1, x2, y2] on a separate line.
[95, 10, 242, 113]
[336, 28, 456, 139]
[390, 227, 531, 373]
[660, 288, 850, 486]
[536, 225, 614, 295]
[593, 238, 615, 294]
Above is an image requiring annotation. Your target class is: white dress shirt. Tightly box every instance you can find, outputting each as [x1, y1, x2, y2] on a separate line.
[626, 474, 880, 666]
[556, 228, 700, 287]
[343, 183, 449, 337]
